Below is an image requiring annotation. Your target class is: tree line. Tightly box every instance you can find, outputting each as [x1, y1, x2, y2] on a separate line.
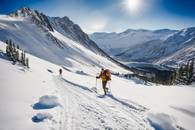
[5, 39, 29, 68]
[174, 60, 195, 85]
[116, 60, 195, 86]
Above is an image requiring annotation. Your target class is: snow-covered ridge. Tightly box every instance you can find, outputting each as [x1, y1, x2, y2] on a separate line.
[10, 7, 54, 31]
[91, 27, 195, 66]
[49, 16, 100, 52]
[0, 7, 129, 73]
[9, 7, 109, 55]
[89, 28, 177, 55]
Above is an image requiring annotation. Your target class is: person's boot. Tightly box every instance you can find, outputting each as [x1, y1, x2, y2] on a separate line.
[105, 88, 109, 93]
[104, 89, 107, 95]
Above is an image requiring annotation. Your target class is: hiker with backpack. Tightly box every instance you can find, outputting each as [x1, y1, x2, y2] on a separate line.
[59, 68, 63, 76]
[96, 68, 111, 95]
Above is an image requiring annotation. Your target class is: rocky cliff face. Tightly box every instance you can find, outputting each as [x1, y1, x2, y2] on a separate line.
[10, 7, 54, 32]
[49, 16, 104, 53]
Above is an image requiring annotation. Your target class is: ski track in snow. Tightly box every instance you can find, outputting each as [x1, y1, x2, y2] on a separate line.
[53, 76, 151, 130]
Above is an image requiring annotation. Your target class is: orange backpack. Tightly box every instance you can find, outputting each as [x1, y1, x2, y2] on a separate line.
[104, 69, 111, 80]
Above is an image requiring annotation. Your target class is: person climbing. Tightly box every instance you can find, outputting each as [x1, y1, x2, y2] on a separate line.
[96, 68, 111, 95]
[59, 68, 63, 76]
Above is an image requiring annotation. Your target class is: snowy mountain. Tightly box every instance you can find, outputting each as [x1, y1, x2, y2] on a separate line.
[0, 7, 128, 72]
[116, 27, 195, 66]
[1, 7, 195, 130]
[156, 27, 195, 66]
[90, 27, 195, 66]
[89, 29, 176, 55]
[49, 16, 100, 52]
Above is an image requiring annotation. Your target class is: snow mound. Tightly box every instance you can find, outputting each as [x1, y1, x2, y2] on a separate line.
[147, 113, 177, 130]
[75, 70, 88, 76]
[33, 95, 60, 109]
[32, 113, 53, 123]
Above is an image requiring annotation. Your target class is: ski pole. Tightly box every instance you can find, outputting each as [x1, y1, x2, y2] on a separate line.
[108, 81, 111, 93]
[95, 78, 97, 88]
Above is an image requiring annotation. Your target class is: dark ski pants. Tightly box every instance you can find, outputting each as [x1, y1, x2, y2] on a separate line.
[102, 81, 108, 95]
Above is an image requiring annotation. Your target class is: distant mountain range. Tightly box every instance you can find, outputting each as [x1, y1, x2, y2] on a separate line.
[90, 29, 177, 55]
[90, 27, 195, 67]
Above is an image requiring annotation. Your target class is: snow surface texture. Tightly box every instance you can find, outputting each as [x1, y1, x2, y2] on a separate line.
[148, 113, 177, 130]
[1, 41, 195, 130]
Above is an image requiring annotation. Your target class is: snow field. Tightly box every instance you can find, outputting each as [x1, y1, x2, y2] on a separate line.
[1, 40, 195, 130]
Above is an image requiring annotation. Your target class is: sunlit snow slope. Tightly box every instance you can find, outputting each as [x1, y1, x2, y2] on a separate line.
[1, 41, 195, 130]
[0, 8, 127, 73]
[0, 42, 151, 130]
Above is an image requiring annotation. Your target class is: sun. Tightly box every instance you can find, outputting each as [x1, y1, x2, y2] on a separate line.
[122, 0, 143, 15]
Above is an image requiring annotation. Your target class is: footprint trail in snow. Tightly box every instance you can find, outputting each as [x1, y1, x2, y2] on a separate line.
[53, 76, 152, 130]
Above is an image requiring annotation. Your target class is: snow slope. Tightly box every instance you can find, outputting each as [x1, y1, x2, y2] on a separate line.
[0, 8, 127, 73]
[1, 41, 195, 130]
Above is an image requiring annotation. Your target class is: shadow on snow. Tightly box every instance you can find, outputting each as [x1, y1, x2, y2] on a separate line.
[60, 77, 145, 112]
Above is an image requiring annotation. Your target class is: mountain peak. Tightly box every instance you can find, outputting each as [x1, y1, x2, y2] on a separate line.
[50, 16, 99, 50]
[10, 7, 54, 31]
[10, 7, 34, 17]
[122, 29, 149, 34]
[181, 27, 195, 35]
[153, 29, 178, 34]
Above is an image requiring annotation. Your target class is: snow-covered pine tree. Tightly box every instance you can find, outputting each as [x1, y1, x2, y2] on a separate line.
[5, 40, 12, 57]
[5, 39, 29, 67]
[9, 40, 13, 55]
[26, 58, 29, 68]
[23, 51, 26, 65]
[21, 50, 24, 63]
[192, 60, 195, 82]
[5, 40, 8, 44]
[175, 60, 195, 85]
[17, 44, 19, 49]
[12, 43, 17, 62]
[189, 60, 193, 82]
[16, 50, 19, 61]
[13, 43, 16, 52]
[6, 43, 10, 56]
[9, 40, 15, 61]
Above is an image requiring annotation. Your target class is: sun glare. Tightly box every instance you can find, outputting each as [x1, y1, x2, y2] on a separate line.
[123, 0, 143, 15]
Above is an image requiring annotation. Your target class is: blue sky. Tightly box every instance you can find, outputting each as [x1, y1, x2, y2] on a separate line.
[0, 0, 195, 33]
